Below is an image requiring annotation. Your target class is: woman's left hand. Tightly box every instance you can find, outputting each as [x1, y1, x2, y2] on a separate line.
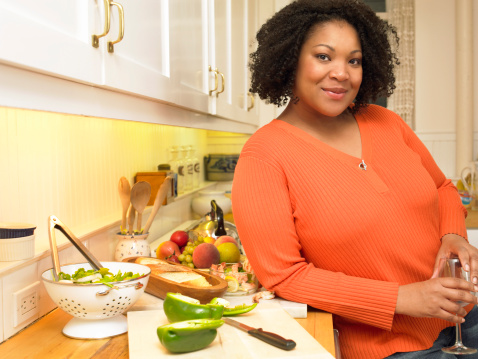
[431, 234, 478, 284]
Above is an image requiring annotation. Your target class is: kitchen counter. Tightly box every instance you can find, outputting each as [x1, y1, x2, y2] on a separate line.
[0, 297, 336, 358]
[466, 210, 478, 229]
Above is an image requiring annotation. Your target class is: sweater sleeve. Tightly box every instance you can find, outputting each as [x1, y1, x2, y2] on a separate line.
[232, 154, 398, 331]
[398, 120, 468, 240]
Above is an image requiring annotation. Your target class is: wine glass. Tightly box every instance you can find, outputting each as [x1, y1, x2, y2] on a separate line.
[438, 257, 477, 354]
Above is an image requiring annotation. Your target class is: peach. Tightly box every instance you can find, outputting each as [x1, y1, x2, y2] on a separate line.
[192, 243, 220, 269]
[214, 235, 238, 248]
[203, 236, 216, 244]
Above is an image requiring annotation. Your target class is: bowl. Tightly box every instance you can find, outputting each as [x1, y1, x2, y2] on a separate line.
[210, 263, 258, 296]
[41, 261, 150, 339]
[123, 257, 228, 303]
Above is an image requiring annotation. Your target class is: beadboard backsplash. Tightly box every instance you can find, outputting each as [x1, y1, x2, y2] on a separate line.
[0, 106, 249, 255]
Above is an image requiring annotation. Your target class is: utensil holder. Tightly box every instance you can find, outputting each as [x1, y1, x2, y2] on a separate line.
[115, 233, 150, 261]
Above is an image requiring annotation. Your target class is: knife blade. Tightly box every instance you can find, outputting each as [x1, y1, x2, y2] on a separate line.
[223, 317, 296, 351]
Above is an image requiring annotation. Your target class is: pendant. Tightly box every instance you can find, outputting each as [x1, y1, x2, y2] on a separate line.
[359, 160, 367, 171]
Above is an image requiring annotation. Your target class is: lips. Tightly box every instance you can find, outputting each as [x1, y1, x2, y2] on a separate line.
[322, 87, 347, 100]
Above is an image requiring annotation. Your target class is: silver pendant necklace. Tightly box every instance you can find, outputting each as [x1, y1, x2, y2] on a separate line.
[359, 159, 367, 171]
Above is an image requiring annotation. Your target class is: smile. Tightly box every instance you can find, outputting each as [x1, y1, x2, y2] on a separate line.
[322, 87, 347, 100]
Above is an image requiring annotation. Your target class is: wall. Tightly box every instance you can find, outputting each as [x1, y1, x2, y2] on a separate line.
[262, 0, 478, 179]
[0, 106, 250, 341]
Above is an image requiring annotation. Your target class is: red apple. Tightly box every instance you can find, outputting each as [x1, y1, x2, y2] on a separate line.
[156, 240, 180, 260]
[170, 230, 189, 247]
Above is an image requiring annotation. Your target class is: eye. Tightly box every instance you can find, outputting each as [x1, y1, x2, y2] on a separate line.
[315, 54, 330, 61]
[349, 58, 362, 66]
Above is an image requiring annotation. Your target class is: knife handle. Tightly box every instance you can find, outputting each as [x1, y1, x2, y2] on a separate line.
[248, 328, 296, 351]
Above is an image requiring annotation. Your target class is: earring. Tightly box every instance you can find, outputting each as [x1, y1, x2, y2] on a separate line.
[292, 96, 300, 104]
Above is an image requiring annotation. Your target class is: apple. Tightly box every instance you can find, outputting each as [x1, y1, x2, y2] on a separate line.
[170, 230, 189, 247]
[156, 240, 180, 260]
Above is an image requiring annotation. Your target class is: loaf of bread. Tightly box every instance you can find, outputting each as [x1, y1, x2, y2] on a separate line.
[135, 257, 211, 287]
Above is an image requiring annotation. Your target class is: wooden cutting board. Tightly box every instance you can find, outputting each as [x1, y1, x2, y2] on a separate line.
[127, 302, 334, 359]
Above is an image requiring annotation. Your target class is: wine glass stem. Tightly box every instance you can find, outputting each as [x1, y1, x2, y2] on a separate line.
[456, 323, 464, 345]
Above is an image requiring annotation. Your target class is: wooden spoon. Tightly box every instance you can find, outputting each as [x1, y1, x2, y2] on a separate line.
[127, 204, 135, 235]
[130, 181, 151, 233]
[118, 177, 131, 234]
[143, 176, 173, 235]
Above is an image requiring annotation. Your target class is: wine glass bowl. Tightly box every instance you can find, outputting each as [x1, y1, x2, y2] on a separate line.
[438, 257, 477, 355]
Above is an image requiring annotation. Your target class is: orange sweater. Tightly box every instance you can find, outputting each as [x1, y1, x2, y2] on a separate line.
[232, 105, 468, 359]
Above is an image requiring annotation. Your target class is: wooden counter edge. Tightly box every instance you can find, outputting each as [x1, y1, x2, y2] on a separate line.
[0, 307, 336, 358]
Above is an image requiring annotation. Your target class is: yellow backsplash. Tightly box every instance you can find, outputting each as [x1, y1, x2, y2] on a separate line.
[0, 106, 250, 251]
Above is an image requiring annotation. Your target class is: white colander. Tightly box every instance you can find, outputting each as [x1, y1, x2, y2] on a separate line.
[44, 215, 150, 339]
[42, 261, 150, 339]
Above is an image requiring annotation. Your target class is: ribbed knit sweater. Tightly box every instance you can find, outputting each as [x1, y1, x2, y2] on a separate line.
[231, 105, 468, 359]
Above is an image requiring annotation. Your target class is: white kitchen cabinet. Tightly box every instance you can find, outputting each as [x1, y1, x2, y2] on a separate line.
[103, 0, 175, 103]
[0, 0, 175, 104]
[0, 0, 103, 84]
[0, 0, 272, 130]
[169, 0, 210, 114]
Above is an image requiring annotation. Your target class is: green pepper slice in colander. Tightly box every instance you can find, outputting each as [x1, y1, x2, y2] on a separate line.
[163, 293, 224, 323]
[157, 319, 224, 353]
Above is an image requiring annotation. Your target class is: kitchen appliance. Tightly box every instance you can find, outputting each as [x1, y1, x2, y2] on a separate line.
[204, 154, 239, 181]
[44, 215, 150, 339]
[187, 200, 242, 253]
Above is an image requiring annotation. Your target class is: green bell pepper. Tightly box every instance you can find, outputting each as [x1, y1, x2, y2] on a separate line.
[157, 319, 224, 353]
[223, 303, 258, 316]
[209, 297, 258, 316]
[163, 293, 224, 323]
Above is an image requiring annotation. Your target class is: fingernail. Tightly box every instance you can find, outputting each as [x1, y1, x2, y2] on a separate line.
[474, 277, 478, 284]
[474, 285, 478, 291]
[465, 264, 470, 271]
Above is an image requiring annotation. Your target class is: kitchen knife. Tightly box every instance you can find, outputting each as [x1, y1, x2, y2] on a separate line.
[223, 317, 296, 351]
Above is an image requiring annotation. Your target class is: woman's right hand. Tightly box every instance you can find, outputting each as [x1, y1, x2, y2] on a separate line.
[395, 278, 478, 323]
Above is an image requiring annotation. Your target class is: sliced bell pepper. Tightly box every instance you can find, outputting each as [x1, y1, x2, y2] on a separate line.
[209, 297, 258, 316]
[223, 303, 258, 316]
[163, 293, 224, 323]
[157, 319, 224, 353]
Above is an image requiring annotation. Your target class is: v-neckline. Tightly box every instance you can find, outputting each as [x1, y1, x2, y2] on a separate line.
[272, 112, 388, 193]
[273, 110, 371, 169]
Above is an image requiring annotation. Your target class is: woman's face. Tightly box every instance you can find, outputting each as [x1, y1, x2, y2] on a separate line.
[293, 20, 362, 118]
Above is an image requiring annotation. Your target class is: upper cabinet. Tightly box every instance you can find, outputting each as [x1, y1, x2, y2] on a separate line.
[0, 0, 103, 84]
[0, 0, 273, 128]
[102, 0, 175, 103]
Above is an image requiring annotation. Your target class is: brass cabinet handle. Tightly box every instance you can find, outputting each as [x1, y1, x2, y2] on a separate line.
[92, 0, 111, 48]
[247, 92, 255, 111]
[108, 1, 125, 53]
[216, 70, 225, 97]
[209, 66, 219, 96]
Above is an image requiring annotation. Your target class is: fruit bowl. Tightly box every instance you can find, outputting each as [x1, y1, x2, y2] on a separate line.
[41, 261, 150, 339]
[210, 263, 258, 296]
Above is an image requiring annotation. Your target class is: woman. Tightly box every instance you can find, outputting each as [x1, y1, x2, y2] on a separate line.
[232, 0, 478, 358]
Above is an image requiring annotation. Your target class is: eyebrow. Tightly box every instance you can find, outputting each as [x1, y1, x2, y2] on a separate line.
[314, 44, 362, 54]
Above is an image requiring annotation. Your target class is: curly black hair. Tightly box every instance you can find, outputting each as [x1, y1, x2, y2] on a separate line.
[249, 0, 400, 114]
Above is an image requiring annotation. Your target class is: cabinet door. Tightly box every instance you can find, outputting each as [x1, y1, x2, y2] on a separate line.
[212, 0, 247, 122]
[243, 0, 260, 125]
[103, 0, 175, 103]
[0, 0, 103, 84]
[169, 0, 211, 114]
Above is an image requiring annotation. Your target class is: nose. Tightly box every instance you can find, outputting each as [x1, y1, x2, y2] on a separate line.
[329, 63, 349, 81]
